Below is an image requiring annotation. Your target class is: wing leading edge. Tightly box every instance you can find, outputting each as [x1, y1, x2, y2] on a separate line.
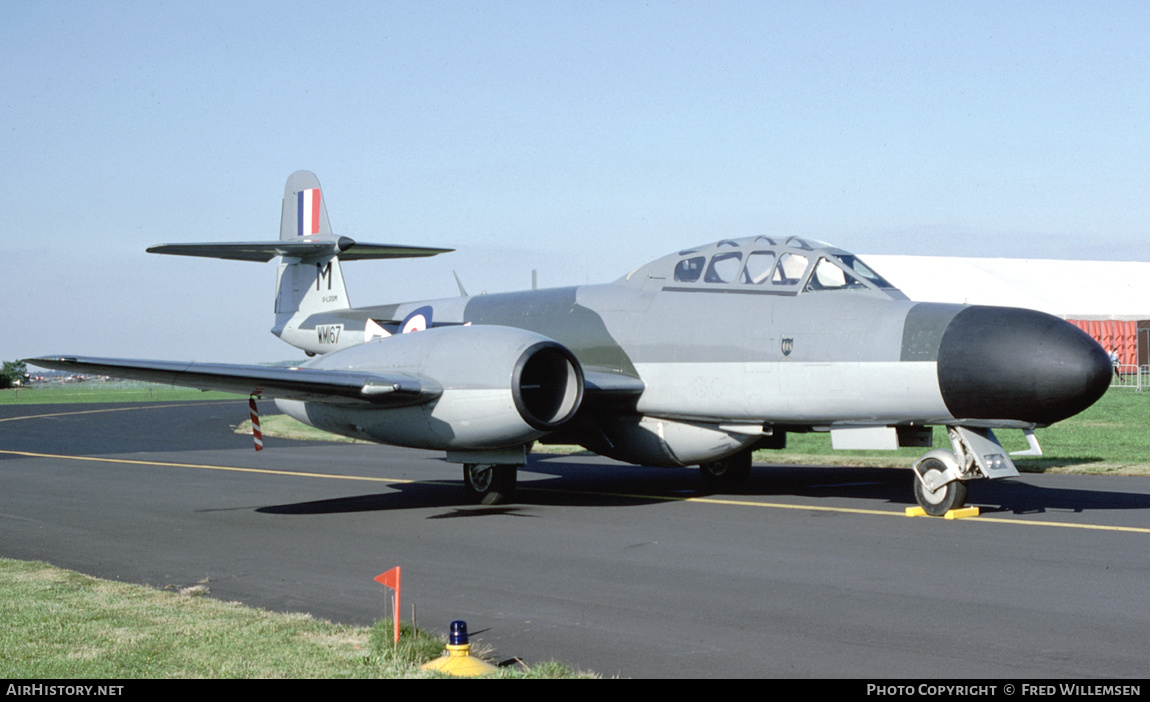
[26, 359, 644, 408]
[25, 357, 441, 406]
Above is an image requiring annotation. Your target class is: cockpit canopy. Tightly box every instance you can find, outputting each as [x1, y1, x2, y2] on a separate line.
[626, 236, 902, 298]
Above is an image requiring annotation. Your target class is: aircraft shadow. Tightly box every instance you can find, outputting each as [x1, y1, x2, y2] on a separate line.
[255, 457, 1150, 518]
[255, 478, 671, 515]
[526, 456, 1150, 517]
[968, 477, 1150, 515]
[729, 462, 1150, 516]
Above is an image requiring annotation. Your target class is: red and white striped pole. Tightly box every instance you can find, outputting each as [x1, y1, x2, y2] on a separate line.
[249, 395, 263, 451]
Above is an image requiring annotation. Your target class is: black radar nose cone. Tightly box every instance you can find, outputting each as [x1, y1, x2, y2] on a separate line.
[937, 306, 1111, 425]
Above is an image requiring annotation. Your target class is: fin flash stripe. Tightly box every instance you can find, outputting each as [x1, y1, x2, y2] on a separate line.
[297, 188, 321, 237]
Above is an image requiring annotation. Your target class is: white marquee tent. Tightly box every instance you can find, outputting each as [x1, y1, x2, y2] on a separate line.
[865, 255, 1150, 321]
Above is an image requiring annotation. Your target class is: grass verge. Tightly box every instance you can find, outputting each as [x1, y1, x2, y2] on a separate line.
[0, 558, 592, 679]
[0, 381, 242, 405]
[760, 388, 1150, 475]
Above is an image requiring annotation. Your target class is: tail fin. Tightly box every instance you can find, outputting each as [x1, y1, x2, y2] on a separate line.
[146, 170, 453, 351]
[280, 170, 334, 241]
[274, 171, 349, 325]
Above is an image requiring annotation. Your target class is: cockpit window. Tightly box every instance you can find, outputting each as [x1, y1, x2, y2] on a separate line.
[674, 256, 706, 282]
[772, 253, 810, 285]
[705, 252, 743, 283]
[784, 236, 816, 251]
[741, 251, 776, 284]
[804, 257, 867, 292]
[832, 254, 895, 289]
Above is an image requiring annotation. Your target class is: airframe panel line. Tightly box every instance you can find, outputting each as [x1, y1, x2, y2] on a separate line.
[6, 448, 1147, 535]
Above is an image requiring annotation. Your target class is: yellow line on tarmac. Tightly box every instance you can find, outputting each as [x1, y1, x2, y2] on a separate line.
[524, 485, 903, 517]
[517, 486, 1150, 533]
[959, 515, 1150, 534]
[687, 495, 901, 517]
[691, 496, 1150, 533]
[5, 448, 1149, 534]
[0, 449, 415, 485]
[688, 494, 1150, 533]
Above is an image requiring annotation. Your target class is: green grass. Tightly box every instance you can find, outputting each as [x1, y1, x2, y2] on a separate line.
[754, 388, 1150, 475]
[0, 558, 593, 679]
[237, 413, 370, 443]
[0, 381, 242, 405]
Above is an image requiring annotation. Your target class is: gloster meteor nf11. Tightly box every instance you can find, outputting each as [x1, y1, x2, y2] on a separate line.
[30, 171, 1112, 515]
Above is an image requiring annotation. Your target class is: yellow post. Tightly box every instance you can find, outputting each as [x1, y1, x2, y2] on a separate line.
[420, 620, 499, 677]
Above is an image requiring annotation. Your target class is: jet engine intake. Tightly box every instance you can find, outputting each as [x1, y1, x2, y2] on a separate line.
[513, 341, 584, 430]
[277, 325, 584, 450]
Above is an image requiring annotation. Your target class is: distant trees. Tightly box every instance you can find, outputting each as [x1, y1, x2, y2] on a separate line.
[1, 360, 28, 389]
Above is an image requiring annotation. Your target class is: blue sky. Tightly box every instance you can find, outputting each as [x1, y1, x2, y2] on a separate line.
[3, 1, 1148, 362]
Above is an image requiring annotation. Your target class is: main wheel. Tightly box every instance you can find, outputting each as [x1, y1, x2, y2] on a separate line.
[463, 464, 518, 505]
[699, 450, 753, 491]
[913, 457, 968, 516]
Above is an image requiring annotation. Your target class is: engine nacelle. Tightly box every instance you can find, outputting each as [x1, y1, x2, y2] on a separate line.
[276, 325, 584, 450]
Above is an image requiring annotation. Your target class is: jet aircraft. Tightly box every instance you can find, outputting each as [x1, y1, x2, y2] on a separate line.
[29, 171, 1113, 515]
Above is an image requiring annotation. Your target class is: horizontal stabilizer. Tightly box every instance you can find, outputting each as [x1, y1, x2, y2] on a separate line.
[25, 356, 442, 407]
[147, 237, 452, 263]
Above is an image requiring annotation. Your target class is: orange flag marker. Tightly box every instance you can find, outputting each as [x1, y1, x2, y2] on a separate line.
[374, 567, 402, 644]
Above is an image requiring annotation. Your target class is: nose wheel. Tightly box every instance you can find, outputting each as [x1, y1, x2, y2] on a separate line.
[912, 457, 969, 516]
[463, 464, 519, 505]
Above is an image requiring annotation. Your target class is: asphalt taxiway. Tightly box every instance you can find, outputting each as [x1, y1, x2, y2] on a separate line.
[2, 400, 1149, 678]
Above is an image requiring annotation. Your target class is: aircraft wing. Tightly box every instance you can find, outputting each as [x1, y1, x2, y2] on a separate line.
[24, 356, 440, 407]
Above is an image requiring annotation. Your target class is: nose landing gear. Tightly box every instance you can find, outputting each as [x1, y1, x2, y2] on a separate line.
[911, 426, 1023, 516]
[913, 456, 969, 516]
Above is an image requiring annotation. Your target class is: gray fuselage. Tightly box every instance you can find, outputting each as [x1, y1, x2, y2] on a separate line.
[275, 236, 1111, 466]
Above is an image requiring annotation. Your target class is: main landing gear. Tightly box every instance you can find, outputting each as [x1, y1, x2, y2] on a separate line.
[451, 446, 529, 505]
[463, 463, 519, 505]
[698, 448, 753, 491]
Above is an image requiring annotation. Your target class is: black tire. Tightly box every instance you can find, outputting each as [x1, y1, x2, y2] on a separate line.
[699, 450, 753, 491]
[913, 457, 968, 516]
[463, 464, 518, 505]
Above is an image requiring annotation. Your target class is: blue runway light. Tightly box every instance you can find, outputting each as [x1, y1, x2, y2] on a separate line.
[449, 620, 469, 646]
[422, 619, 499, 676]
